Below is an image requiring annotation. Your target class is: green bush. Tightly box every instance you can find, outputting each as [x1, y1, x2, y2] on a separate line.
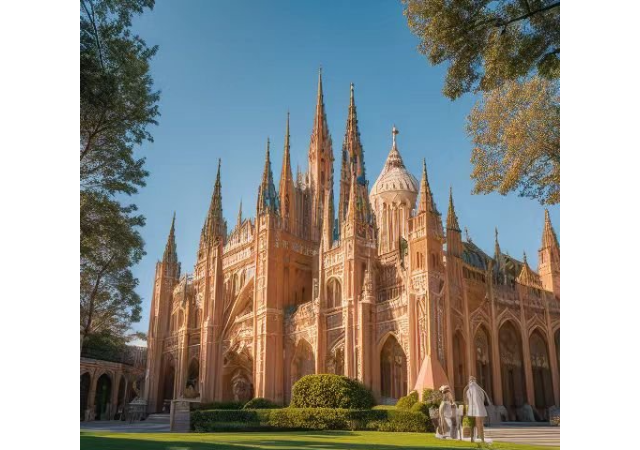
[192, 401, 244, 411]
[410, 401, 429, 416]
[290, 374, 375, 409]
[422, 388, 443, 409]
[243, 398, 280, 409]
[191, 408, 429, 433]
[462, 416, 476, 428]
[396, 391, 419, 410]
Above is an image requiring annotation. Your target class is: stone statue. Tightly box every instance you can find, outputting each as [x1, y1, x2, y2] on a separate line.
[463, 376, 493, 442]
[436, 385, 458, 439]
[231, 373, 252, 402]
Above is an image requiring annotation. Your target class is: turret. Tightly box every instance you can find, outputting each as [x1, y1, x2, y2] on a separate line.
[538, 209, 560, 298]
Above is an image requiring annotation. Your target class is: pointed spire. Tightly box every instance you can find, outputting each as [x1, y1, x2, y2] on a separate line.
[343, 82, 365, 178]
[163, 212, 178, 264]
[237, 199, 243, 229]
[464, 227, 471, 243]
[541, 209, 559, 249]
[280, 112, 294, 221]
[202, 159, 225, 244]
[257, 138, 278, 214]
[494, 227, 501, 257]
[446, 187, 461, 231]
[418, 158, 437, 214]
[517, 251, 541, 286]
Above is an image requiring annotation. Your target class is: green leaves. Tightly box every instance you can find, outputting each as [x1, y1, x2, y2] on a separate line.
[290, 374, 376, 409]
[80, 0, 158, 349]
[403, 0, 560, 99]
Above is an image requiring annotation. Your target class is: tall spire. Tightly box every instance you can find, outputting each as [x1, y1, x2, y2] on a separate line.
[446, 187, 460, 231]
[279, 112, 294, 223]
[494, 227, 501, 257]
[202, 159, 225, 244]
[517, 251, 541, 286]
[163, 212, 178, 265]
[236, 199, 243, 229]
[344, 82, 365, 177]
[257, 138, 278, 214]
[418, 158, 437, 214]
[339, 83, 365, 224]
[541, 209, 559, 249]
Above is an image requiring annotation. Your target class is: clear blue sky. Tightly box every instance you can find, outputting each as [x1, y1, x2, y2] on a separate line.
[128, 0, 559, 337]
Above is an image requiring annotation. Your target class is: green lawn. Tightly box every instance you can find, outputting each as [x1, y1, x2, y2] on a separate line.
[81, 431, 558, 450]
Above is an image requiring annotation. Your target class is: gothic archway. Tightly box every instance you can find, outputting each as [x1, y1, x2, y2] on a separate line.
[474, 326, 493, 400]
[160, 354, 175, 411]
[326, 278, 342, 309]
[326, 342, 345, 376]
[499, 321, 526, 420]
[115, 377, 126, 419]
[380, 335, 407, 401]
[94, 373, 112, 420]
[453, 331, 468, 400]
[222, 345, 253, 402]
[530, 330, 554, 416]
[80, 372, 91, 421]
[185, 358, 200, 398]
[291, 339, 315, 387]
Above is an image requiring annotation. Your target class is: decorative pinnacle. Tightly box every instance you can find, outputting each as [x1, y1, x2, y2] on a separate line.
[523, 251, 528, 265]
[447, 186, 460, 231]
[464, 226, 471, 242]
[392, 125, 399, 147]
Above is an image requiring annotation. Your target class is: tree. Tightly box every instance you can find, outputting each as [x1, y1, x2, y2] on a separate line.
[468, 76, 559, 204]
[81, 0, 159, 195]
[402, 0, 560, 204]
[403, 0, 559, 99]
[80, 0, 158, 349]
[80, 191, 145, 349]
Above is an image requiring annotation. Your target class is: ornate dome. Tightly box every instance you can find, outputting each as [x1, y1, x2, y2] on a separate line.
[370, 126, 418, 199]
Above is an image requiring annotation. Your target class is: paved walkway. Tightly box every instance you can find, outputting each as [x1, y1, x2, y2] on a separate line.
[485, 423, 560, 447]
[80, 414, 171, 433]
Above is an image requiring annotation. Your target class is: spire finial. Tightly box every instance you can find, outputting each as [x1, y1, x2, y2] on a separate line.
[237, 199, 243, 228]
[446, 186, 460, 231]
[523, 251, 528, 264]
[392, 124, 399, 147]
[465, 226, 471, 242]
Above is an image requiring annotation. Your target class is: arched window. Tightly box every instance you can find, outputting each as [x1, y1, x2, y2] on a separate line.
[380, 335, 407, 400]
[474, 327, 493, 400]
[499, 321, 526, 420]
[453, 331, 467, 400]
[94, 373, 112, 421]
[530, 330, 554, 413]
[326, 278, 342, 309]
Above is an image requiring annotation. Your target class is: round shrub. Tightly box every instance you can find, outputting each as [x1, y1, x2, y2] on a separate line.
[410, 401, 429, 417]
[243, 397, 280, 409]
[290, 374, 375, 409]
[396, 391, 419, 410]
[422, 388, 443, 409]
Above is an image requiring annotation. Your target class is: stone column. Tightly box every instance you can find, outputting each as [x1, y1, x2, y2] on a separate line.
[85, 370, 98, 421]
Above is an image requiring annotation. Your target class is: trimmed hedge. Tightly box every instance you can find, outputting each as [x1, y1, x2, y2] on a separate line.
[192, 401, 244, 411]
[243, 397, 280, 409]
[290, 374, 375, 409]
[396, 391, 419, 410]
[191, 408, 430, 433]
[410, 400, 430, 417]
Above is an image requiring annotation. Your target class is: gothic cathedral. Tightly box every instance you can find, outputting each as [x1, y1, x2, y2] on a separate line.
[144, 72, 560, 422]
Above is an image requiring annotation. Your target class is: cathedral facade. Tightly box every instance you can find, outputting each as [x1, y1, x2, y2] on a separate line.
[143, 73, 560, 421]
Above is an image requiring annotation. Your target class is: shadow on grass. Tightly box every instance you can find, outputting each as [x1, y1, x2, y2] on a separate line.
[80, 432, 490, 450]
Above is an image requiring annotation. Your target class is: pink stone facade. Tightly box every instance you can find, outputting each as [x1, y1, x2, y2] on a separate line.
[144, 73, 560, 421]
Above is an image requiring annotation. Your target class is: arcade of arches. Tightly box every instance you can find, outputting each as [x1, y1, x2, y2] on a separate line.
[80, 356, 145, 421]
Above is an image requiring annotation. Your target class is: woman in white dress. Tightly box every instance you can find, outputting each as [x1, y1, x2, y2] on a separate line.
[463, 376, 492, 442]
[436, 385, 458, 438]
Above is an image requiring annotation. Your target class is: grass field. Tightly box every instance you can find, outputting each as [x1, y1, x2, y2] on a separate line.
[81, 430, 559, 450]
